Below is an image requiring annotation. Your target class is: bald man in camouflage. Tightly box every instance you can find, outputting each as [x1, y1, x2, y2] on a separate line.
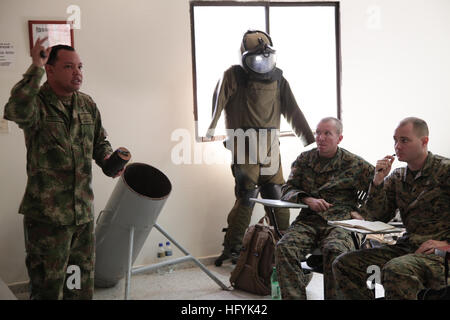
[3, 38, 121, 299]
[332, 117, 450, 299]
[275, 117, 375, 299]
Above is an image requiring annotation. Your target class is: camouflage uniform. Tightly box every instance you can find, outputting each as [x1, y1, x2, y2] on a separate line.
[23, 217, 95, 299]
[4, 65, 113, 299]
[275, 147, 375, 299]
[332, 152, 450, 299]
[209, 65, 314, 255]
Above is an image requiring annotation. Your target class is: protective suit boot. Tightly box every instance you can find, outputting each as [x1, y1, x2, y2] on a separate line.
[214, 248, 240, 267]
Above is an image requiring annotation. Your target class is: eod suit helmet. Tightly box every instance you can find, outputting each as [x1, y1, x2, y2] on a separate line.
[240, 30, 277, 75]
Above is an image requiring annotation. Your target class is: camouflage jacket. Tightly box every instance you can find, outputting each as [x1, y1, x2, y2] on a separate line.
[281, 147, 375, 221]
[365, 152, 450, 248]
[3, 65, 113, 225]
[207, 65, 315, 147]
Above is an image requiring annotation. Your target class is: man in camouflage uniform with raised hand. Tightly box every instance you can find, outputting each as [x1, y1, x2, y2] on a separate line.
[275, 117, 375, 299]
[332, 117, 450, 299]
[3, 38, 120, 299]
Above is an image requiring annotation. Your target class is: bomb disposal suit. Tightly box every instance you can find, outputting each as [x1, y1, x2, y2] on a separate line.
[207, 30, 315, 265]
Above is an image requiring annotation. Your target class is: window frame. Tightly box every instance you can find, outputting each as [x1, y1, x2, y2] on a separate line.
[189, 1, 342, 142]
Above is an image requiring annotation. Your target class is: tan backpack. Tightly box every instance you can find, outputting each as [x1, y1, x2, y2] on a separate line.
[229, 216, 279, 295]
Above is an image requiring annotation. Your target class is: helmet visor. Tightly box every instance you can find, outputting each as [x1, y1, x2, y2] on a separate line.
[244, 52, 277, 74]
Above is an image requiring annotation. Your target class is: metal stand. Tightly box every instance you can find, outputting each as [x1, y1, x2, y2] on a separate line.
[124, 223, 230, 299]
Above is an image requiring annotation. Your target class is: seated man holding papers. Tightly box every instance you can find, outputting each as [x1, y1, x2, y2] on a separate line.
[275, 117, 375, 300]
[332, 117, 450, 299]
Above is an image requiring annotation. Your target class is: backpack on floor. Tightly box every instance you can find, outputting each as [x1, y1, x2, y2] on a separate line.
[229, 216, 279, 296]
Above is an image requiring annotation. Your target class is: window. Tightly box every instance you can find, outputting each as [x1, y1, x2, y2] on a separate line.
[190, 1, 341, 141]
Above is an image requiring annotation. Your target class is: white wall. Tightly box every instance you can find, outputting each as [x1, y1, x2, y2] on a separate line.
[339, 0, 450, 166]
[0, 0, 449, 284]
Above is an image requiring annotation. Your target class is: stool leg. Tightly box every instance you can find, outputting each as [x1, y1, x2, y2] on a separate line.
[266, 207, 282, 239]
[124, 226, 135, 300]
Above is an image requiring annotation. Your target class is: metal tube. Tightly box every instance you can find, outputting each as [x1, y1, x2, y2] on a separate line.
[188, 255, 231, 290]
[132, 256, 193, 275]
[95, 163, 172, 288]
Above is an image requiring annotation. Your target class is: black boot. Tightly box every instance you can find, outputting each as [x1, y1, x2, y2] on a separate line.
[214, 248, 240, 267]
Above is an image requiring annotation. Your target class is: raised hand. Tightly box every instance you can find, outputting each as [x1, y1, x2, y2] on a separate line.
[373, 154, 396, 186]
[31, 37, 51, 67]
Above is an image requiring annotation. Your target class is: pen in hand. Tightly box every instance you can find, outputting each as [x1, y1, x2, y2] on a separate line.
[377, 154, 396, 172]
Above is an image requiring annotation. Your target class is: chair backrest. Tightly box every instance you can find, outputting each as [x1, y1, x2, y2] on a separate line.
[356, 190, 368, 208]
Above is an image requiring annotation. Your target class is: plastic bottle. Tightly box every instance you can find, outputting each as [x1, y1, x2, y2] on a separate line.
[164, 241, 174, 273]
[271, 266, 281, 300]
[157, 242, 166, 275]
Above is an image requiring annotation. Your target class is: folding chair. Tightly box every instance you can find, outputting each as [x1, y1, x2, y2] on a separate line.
[250, 190, 369, 274]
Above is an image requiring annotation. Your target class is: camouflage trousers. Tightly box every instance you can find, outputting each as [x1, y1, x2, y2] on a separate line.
[222, 162, 290, 254]
[332, 241, 447, 299]
[275, 214, 356, 299]
[23, 216, 95, 300]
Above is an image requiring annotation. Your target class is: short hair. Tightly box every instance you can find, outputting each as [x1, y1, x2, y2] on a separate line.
[46, 45, 75, 65]
[319, 117, 343, 135]
[398, 117, 429, 137]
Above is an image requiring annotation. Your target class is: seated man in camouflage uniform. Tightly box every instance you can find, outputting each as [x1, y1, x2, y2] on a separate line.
[3, 38, 121, 299]
[332, 117, 450, 299]
[275, 117, 375, 299]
